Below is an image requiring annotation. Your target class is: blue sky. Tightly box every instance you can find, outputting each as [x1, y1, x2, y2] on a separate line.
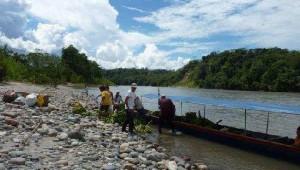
[0, 0, 299, 69]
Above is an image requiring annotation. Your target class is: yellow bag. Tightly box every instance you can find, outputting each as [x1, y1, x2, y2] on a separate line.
[37, 94, 49, 107]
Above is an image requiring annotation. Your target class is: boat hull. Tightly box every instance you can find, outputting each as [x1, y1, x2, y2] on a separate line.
[146, 115, 300, 163]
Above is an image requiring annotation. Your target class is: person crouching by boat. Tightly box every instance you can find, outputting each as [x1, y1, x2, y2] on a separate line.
[98, 85, 112, 119]
[122, 83, 138, 134]
[113, 91, 123, 112]
[294, 126, 300, 147]
[158, 94, 176, 134]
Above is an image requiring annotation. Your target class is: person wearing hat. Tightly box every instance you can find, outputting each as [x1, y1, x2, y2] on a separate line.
[122, 83, 138, 134]
[158, 94, 176, 134]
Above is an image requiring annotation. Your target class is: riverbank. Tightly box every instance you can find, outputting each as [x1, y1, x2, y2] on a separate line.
[0, 82, 206, 169]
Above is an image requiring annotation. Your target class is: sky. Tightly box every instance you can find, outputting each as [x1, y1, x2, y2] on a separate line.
[0, 0, 300, 70]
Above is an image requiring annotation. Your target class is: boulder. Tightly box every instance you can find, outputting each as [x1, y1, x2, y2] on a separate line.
[68, 130, 85, 141]
[167, 161, 177, 170]
[2, 91, 17, 103]
[5, 117, 19, 127]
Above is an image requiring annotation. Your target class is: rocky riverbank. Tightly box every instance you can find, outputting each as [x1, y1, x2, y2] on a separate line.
[0, 82, 207, 170]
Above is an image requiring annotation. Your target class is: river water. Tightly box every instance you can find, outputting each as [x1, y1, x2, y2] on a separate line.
[88, 86, 300, 170]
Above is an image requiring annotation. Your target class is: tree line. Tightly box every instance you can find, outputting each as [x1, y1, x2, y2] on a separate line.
[103, 48, 300, 92]
[1, 45, 300, 92]
[0, 45, 104, 86]
[179, 48, 300, 92]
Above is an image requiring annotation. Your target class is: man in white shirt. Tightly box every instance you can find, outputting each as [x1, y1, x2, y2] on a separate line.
[122, 83, 137, 133]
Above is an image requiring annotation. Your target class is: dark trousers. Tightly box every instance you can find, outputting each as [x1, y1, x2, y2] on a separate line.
[122, 109, 135, 133]
[158, 116, 175, 134]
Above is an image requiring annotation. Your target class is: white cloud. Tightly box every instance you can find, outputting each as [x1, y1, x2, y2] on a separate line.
[135, 44, 190, 70]
[122, 5, 149, 13]
[136, 0, 300, 49]
[0, 0, 29, 38]
[1, 0, 299, 70]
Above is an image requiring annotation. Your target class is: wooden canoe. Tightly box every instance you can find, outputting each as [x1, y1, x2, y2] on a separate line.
[146, 114, 300, 163]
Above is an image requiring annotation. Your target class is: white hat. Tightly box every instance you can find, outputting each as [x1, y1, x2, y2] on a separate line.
[131, 83, 137, 87]
[161, 94, 166, 97]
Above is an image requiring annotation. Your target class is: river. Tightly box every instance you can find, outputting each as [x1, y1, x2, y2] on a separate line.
[88, 86, 300, 170]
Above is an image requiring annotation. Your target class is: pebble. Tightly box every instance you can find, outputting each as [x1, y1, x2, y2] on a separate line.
[120, 143, 129, 153]
[57, 132, 68, 140]
[8, 150, 25, 157]
[102, 163, 117, 170]
[9, 157, 26, 165]
[0, 163, 5, 170]
[2, 112, 19, 118]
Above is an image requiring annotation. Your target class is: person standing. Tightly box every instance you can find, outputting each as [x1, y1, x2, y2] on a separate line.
[122, 83, 137, 134]
[98, 85, 112, 119]
[105, 85, 114, 113]
[158, 94, 176, 134]
[113, 91, 123, 112]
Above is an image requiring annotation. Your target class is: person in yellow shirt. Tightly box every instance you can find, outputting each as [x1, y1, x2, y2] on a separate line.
[294, 126, 300, 147]
[98, 85, 112, 118]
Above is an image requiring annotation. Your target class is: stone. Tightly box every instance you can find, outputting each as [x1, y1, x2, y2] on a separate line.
[0, 163, 5, 170]
[129, 151, 139, 158]
[8, 150, 25, 157]
[48, 129, 58, 137]
[87, 134, 101, 141]
[9, 157, 26, 165]
[56, 160, 68, 166]
[0, 131, 7, 136]
[71, 140, 79, 146]
[135, 147, 145, 153]
[147, 153, 161, 162]
[57, 132, 68, 140]
[120, 143, 129, 153]
[82, 155, 98, 161]
[194, 163, 208, 170]
[124, 157, 139, 165]
[2, 112, 18, 118]
[37, 128, 49, 135]
[167, 161, 177, 170]
[119, 153, 128, 159]
[123, 163, 136, 170]
[112, 136, 120, 142]
[102, 163, 116, 170]
[5, 117, 19, 127]
[68, 130, 85, 141]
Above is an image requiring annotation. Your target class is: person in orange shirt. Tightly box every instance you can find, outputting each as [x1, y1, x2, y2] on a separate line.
[294, 126, 300, 147]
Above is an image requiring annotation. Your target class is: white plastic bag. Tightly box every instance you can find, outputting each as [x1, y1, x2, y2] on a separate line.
[25, 93, 37, 107]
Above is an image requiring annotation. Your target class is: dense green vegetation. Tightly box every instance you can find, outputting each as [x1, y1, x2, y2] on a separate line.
[1, 45, 299, 92]
[103, 48, 300, 92]
[102, 68, 180, 86]
[181, 48, 300, 92]
[0, 45, 104, 86]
